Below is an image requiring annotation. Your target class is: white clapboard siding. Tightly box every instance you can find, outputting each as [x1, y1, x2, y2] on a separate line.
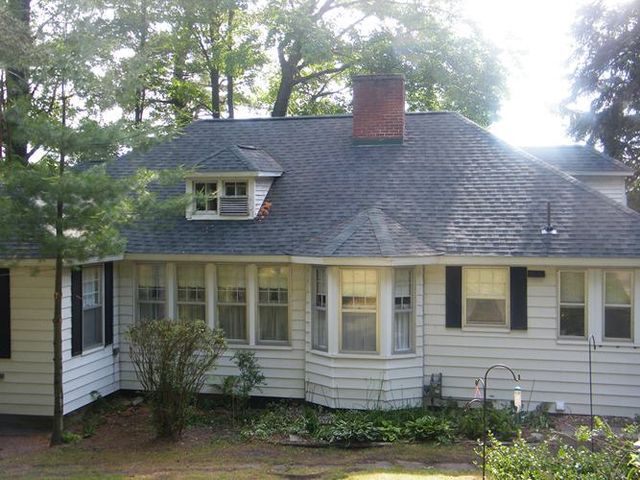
[305, 266, 425, 410]
[423, 265, 640, 417]
[61, 267, 120, 415]
[0, 267, 55, 416]
[253, 177, 274, 217]
[575, 175, 628, 206]
[117, 262, 306, 399]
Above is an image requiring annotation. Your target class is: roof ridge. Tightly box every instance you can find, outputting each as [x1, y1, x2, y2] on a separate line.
[190, 111, 453, 125]
[322, 210, 371, 255]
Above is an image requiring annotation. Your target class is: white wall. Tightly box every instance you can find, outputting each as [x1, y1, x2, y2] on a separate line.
[0, 267, 54, 416]
[423, 265, 640, 417]
[575, 175, 628, 206]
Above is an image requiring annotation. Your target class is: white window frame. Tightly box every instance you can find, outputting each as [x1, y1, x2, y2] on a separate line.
[462, 266, 509, 328]
[193, 181, 219, 214]
[82, 265, 104, 351]
[186, 178, 254, 220]
[603, 270, 634, 341]
[136, 263, 166, 322]
[256, 265, 290, 345]
[175, 264, 207, 322]
[393, 268, 414, 353]
[339, 268, 379, 354]
[216, 264, 249, 343]
[312, 267, 328, 352]
[558, 270, 587, 339]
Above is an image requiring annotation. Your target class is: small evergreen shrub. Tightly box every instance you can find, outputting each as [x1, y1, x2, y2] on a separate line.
[128, 319, 226, 439]
[221, 350, 266, 418]
[456, 405, 518, 441]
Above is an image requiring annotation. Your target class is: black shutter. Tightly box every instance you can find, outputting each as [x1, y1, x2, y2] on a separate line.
[510, 267, 528, 330]
[104, 262, 114, 345]
[0, 268, 10, 358]
[71, 268, 83, 356]
[445, 266, 462, 328]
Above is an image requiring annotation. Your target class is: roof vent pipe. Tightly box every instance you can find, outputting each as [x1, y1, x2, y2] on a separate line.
[541, 202, 558, 235]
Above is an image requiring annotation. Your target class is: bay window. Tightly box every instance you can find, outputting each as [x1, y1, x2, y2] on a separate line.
[312, 267, 328, 351]
[464, 267, 508, 327]
[604, 271, 633, 340]
[83, 266, 103, 349]
[257, 266, 289, 342]
[176, 264, 206, 322]
[137, 264, 165, 321]
[217, 265, 248, 342]
[341, 269, 378, 353]
[394, 268, 413, 352]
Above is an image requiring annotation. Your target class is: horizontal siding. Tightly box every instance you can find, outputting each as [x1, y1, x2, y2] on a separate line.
[576, 175, 627, 206]
[424, 265, 640, 417]
[0, 267, 54, 416]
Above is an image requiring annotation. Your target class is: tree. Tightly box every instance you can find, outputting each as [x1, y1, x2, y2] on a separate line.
[567, 0, 640, 208]
[0, 0, 187, 445]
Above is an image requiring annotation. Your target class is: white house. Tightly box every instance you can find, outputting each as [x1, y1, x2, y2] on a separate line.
[1, 74, 640, 419]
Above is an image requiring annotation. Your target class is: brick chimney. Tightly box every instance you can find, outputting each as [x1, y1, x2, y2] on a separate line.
[352, 74, 405, 145]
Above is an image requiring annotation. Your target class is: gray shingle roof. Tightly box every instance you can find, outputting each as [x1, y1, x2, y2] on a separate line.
[105, 112, 640, 258]
[196, 144, 283, 173]
[524, 145, 633, 175]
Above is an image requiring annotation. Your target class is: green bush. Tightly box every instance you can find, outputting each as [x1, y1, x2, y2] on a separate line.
[456, 405, 518, 441]
[128, 319, 226, 439]
[485, 418, 640, 480]
[404, 415, 455, 444]
[318, 412, 378, 445]
[221, 350, 266, 418]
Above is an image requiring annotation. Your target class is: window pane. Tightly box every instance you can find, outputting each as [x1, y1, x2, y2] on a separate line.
[259, 305, 288, 341]
[83, 307, 103, 349]
[177, 264, 205, 304]
[342, 312, 376, 352]
[466, 299, 506, 325]
[560, 272, 584, 303]
[218, 305, 247, 341]
[139, 303, 164, 321]
[258, 266, 288, 305]
[605, 272, 632, 305]
[605, 307, 632, 339]
[312, 267, 328, 351]
[137, 265, 165, 299]
[341, 269, 377, 310]
[178, 304, 206, 322]
[466, 268, 507, 298]
[394, 311, 411, 351]
[560, 306, 585, 336]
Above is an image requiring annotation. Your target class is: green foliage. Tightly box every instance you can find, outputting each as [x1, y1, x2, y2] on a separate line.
[485, 418, 640, 480]
[404, 415, 455, 444]
[520, 402, 551, 431]
[221, 350, 266, 418]
[128, 320, 226, 440]
[317, 412, 378, 446]
[61, 431, 82, 444]
[456, 405, 518, 441]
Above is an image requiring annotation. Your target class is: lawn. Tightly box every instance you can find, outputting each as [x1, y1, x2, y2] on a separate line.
[0, 400, 481, 479]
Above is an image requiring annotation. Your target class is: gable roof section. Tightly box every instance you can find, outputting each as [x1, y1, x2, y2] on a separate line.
[88, 113, 640, 258]
[294, 208, 441, 257]
[195, 144, 283, 174]
[524, 145, 633, 176]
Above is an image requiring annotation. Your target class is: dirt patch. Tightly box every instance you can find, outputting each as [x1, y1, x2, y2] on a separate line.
[0, 432, 50, 460]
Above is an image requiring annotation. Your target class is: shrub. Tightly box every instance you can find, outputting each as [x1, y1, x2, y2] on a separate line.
[456, 405, 518, 441]
[404, 415, 455, 444]
[485, 418, 640, 480]
[318, 413, 378, 446]
[221, 350, 266, 418]
[128, 319, 226, 439]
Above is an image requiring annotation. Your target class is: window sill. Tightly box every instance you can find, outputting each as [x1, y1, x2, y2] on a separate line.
[461, 325, 511, 333]
[229, 344, 294, 351]
[557, 339, 639, 349]
[309, 350, 418, 361]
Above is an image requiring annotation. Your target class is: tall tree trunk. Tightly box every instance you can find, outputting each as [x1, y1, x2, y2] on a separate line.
[226, 9, 234, 119]
[271, 44, 300, 117]
[50, 81, 66, 447]
[5, 0, 31, 165]
[210, 69, 220, 119]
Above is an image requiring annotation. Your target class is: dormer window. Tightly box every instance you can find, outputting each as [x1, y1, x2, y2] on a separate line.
[194, 182, 219, 213]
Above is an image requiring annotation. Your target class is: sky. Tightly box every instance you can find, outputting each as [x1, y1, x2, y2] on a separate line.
[462, 0, 626, 147]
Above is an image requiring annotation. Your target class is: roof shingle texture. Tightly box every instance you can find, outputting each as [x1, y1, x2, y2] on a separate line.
[108, 113, 640, 258]
[524, 145, 633, 175]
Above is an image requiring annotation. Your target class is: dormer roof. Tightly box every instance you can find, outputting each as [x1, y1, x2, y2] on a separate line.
[195, 145, 283, 175]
